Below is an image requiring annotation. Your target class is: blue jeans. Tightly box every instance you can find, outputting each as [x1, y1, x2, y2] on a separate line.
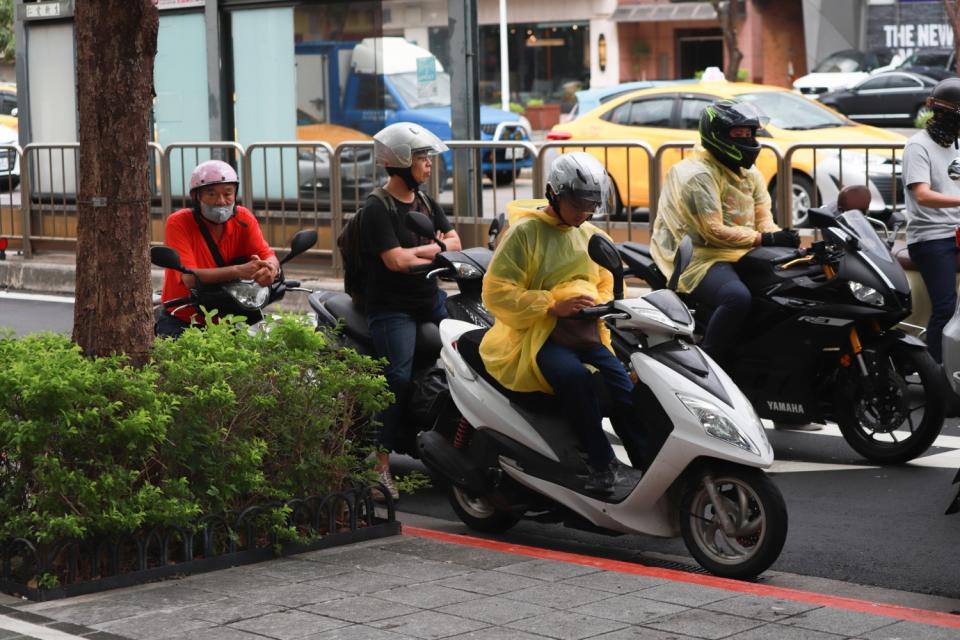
[536, 340, 636, 470]
[909, 237, 957, 363]
[689, 262, 752, 366]
[367, 290, 447, 451]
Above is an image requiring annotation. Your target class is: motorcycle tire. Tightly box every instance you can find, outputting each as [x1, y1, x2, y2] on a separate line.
[836, 343, 946, 465]
[680, 465, 788, 579]
[448, 485, 520, 534]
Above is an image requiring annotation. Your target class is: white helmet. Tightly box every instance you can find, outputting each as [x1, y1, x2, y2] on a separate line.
[546, 151, 613, 214]
[373, 122, 448, 168]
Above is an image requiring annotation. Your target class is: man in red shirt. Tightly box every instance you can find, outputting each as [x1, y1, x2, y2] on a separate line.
[156, 160, 279, 338]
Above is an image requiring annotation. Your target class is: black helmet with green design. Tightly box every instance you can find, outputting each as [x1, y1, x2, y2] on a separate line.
[698, 99, 770, 172]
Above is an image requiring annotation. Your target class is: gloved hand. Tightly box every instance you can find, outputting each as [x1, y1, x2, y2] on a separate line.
[761, 229, 801, 248]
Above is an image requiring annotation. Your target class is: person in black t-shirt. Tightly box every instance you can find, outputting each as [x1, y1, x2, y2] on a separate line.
[360, 123, 461, 500]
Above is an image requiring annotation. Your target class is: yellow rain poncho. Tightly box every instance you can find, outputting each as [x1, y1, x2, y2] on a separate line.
[479, 199, 613, 394]
[650, 147, 780, 293]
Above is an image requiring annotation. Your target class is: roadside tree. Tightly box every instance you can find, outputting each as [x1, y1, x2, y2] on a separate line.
[72, 0, 159, 363]
[709, 0, 744, 82]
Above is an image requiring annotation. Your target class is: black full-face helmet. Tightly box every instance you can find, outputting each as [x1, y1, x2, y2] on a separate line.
[926, 78, 960, 147]
[698, 99, 770, 173]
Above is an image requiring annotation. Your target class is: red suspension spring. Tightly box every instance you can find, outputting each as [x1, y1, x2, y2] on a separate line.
[453, 417, 473, 450]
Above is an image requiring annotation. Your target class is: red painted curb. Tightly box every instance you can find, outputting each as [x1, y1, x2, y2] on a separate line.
[404, 525, 960, 629]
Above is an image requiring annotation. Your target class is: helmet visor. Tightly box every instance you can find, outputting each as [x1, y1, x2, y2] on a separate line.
[564, 183, 614, 216]
[728, 101, 771, 128]
[413, 140, 449, 158]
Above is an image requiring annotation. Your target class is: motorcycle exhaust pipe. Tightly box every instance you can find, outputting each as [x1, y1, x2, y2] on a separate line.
[417, 430, 487, 494]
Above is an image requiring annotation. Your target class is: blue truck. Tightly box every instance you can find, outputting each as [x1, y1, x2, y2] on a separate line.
[295, 37, 533, 184]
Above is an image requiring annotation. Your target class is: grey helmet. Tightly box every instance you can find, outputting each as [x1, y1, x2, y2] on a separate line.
[373, 122, 448, 168]
[545, 151, 613, 214]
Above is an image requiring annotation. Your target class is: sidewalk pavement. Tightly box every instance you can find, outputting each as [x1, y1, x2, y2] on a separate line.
[0, 517, 958, 640]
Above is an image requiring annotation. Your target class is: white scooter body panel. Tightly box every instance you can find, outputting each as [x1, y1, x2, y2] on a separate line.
[440, 319, 561, 462]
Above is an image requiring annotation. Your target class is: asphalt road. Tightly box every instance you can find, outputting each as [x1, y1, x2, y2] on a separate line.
[4, 293, 960, 603]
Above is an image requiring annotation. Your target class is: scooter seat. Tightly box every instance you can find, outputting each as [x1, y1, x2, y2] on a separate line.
[323, 292, 442, 361]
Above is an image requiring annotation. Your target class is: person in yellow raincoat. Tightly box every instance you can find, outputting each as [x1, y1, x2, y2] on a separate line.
[651, 99, 799, 367]
[479, 152, 638, 494]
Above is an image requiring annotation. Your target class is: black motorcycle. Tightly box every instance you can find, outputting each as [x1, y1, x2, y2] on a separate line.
[309, 213, 505, 456]
[619, 207, 946, 464]
[151, 229, 318, 328]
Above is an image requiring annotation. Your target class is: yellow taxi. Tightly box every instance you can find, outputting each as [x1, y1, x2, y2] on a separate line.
[546, 81, 906, 224]
[0, 82, 17, 131]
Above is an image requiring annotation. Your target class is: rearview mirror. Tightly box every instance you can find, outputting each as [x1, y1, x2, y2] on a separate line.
[405, 211, 436, 239]
[150, 245, 186, 272]
[488, 213, 506, 249]
[282, 228, 319, 264]
[587, 234, 624, 300]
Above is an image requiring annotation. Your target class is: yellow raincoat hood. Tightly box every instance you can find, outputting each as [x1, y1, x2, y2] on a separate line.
[479, 199, 613, 394]
[650, 148, 779, 293]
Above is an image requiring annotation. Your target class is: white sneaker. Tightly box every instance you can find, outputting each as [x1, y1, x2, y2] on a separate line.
[377, 468, 400, 502]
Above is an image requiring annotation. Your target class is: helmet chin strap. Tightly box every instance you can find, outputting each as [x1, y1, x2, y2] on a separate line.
[387, 166, 421, 191]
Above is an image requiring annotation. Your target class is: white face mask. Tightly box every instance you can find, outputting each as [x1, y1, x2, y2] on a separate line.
[200, 202, 234, 224]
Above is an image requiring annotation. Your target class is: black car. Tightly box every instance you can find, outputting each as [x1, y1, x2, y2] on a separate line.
[898, 47, 956, 81]
[819, 71, 937, 126]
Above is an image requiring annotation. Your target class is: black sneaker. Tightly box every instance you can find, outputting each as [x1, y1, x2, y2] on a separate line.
[583, 462, 617, 494]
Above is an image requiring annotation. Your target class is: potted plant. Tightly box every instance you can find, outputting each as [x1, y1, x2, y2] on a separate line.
[523, 98, 562, 131]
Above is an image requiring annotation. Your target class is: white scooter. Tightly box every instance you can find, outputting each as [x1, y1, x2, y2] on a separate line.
[417, 234, 788, 579]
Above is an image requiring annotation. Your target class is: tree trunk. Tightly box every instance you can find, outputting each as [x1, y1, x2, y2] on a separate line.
[73, 0, 159, 364]
[945, 0, 960, 77]
[711, 0, 743, 82]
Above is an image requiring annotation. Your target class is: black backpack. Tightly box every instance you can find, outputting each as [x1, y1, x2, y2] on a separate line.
[337, 187, 436, 310]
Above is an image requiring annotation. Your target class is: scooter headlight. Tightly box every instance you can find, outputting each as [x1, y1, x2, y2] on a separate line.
[450, 261, 483, 279]
[677, 393, 759, 455]
[848, 281, 884, 306]
[224, 281, 270, 310]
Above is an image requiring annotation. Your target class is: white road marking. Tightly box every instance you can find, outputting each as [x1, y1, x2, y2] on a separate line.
[0, 290, 75, 304]
[0, 614, 88, 639]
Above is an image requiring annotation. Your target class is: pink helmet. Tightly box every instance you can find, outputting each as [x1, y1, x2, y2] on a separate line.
[189, 160, 239, 198]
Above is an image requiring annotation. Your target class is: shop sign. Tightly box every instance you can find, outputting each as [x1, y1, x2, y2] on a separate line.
[417, 56, 437, 99]
[867, 2, 954, 59]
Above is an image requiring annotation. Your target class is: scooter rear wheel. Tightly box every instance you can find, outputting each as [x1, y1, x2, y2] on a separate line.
[448, 485, 520, 533]
[836, 343, 946, 464]
[680, 465, 788, 579]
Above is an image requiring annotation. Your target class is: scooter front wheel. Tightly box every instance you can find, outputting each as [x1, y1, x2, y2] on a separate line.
[680, 465, 788, 579]
[448, 485, 520, 533]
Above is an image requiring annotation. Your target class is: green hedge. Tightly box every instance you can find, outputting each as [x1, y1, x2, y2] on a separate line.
[0, 316, 390, 546]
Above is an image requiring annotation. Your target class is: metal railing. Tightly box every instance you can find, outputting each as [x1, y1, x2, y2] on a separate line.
[4, 137, 909, 259]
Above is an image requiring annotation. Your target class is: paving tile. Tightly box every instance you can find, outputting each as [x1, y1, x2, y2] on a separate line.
[591, 627, 716, 640]
[47, 621, 93, 635]
[305, 547, 416, 569]
[446, 629, 553, 640]
[91, 611, 212, 640]
[570, 594, 689, 625]
[508, 611, 630, 640]
[249, 558, 354, 582]
[181, 597, 287, 624]
[641, 608, 766, 639]
[500, 583, 610, 609]
[155, 626, 267, 640]
[313, 570, 411, 595]
[230, 581, 351, 607]
[702, 594, 821, 622]
[496, 560, 601, 582]
[301, 624, 419, 640]
[433, 570, 544, 596]
[781, 607, 900, 637]
[385, 539, 522, 570]
[228, 609, 349, 639]
[363, 558, 474, 582]
[723, 622, 852, 640]
[0, 630, 23, 640]
[80, 633, 132, 640]
[369, 610, 489, 639]
[178, 567, 290, 594]
[300, 595, 420, 623]
[31, 602, 151, 627]
[632, 582, 736, 607]
[561, 572, 667, 595]
[860, 620, 960, 640]
[436, 595, 553, 625]
[100, 585, 223, 609]
[374, 583, 482, 609]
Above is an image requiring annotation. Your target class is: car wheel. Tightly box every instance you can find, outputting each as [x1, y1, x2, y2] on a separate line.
[769, 173, 817, 228]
